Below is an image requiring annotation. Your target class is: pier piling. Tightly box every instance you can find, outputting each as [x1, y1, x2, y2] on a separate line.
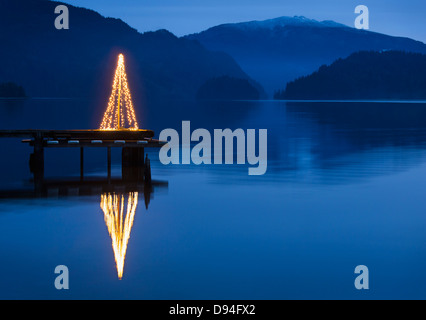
[107, 147, 112, 182]
[122, 147, 145, 182]
[80, 147, 84, 181]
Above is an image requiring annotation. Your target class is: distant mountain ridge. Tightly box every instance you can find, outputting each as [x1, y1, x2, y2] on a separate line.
[0, 0, 260, 103]
[215, 16, 349, 31]
[0, 82, 26, 98]
[186, 16, 426, 96]
[275, 51, 426, 100]
[196, 76, 260, 101]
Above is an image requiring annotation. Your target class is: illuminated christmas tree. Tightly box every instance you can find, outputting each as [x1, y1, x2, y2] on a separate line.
[100, 54, 139, 130]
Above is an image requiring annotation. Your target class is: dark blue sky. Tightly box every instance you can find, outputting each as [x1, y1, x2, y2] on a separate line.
[62, 0, 426, 42]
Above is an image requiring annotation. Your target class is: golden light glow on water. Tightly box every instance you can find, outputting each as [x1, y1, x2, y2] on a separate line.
[100, 54, 139, 130]
[100, 192, 138, 279]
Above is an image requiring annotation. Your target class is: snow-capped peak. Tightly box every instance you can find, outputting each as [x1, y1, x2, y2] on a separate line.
[229, 16, 348, 30]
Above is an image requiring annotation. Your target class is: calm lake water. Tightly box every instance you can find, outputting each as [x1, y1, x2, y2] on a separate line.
[0, 98, 426, 299]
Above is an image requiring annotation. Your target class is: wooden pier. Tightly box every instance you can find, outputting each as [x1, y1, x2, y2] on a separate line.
[0, 129, 167, 185]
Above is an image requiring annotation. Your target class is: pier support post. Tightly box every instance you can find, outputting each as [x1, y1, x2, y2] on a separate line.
[137, 147, 145, 181]
[122, 147, 144, 181]
[144, 153, 151, 184]
[107, 147, 112, 182]
[30, 133, 44, 196]
[143, 154, 152, 209]
[33, 135, 44, 179]
[80, 147, 84, 181]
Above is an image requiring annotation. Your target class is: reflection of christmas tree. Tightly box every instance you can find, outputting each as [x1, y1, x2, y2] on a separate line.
[100, 192, 138, 280]
[100, 54, 139, 130]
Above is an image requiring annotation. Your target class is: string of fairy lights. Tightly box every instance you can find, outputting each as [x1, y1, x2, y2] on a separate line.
[100, 192, 139, 280]
[100, 54, 139, 130]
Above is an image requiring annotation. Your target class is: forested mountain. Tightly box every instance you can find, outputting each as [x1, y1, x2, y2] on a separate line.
[275, 51, 426, 100]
